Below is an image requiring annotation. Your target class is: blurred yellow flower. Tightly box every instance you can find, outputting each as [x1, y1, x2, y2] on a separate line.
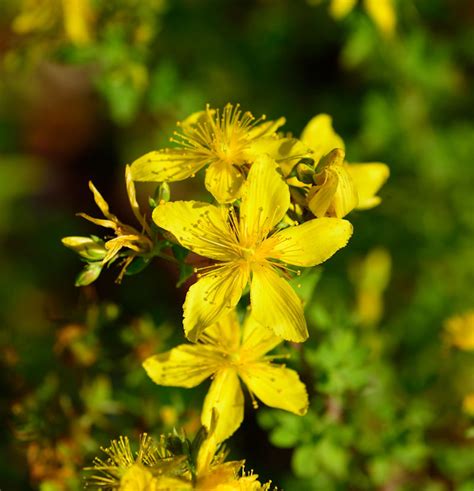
[153, 155, 352, 342]
[130, 103, 285, 203]
[463, 393, 474, 416]
[144, 310, 308, 443]
[444, 311, 474, 351]
[350, 247, 392, 326]
[12, 0, 93, 44]
[326, 0, 396, 37]
[300, 114, 389, 218]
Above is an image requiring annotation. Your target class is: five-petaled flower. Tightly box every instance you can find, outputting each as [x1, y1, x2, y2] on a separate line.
[130, 103, 285, 203]
[153, 155, 353, 342]
[143, 310, 309, 442]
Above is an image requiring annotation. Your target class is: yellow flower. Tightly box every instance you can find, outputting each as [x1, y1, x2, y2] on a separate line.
[300, 114, 389, 218]
[444, 311, 474, 351]
[327, 0, 396, 37]
[463, 393, 474, 416]
[153, 155, 353, 342]
[143, 310, 309, 443]
[63, 165, 153, 284]
[130, 103, 285, 203]
[86, 433, 188, 490]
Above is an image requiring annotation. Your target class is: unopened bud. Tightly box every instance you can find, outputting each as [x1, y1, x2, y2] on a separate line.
[62, 236, 107, 261]
[295, 163, 315, 184]
[75, 262, 103, 287]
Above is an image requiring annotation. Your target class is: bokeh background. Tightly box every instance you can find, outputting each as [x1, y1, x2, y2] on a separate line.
[1, 0, 473, 489]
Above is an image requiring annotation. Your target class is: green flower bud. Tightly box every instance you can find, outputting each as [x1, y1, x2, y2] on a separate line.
[62, 236, 107, 261]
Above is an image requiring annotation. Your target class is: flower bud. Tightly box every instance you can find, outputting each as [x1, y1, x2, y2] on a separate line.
[62, 236, 107, 261]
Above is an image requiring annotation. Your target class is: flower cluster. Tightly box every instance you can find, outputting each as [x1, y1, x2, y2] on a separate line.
[66, 103, 389, 484]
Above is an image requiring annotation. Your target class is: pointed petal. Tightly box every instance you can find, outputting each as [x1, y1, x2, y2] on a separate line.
[125, 165, 151, 235]
[88, 181, 117, 221]
[268, 217, 353, 267]
[130, 149, 206, 182]
[241, 314, 282, 360]
[300, 114, 345, 163]
[239, 362, 308, 415]
[143, 345, 219, 388]
[250, 264, 308, 342]
[183, 265, 248, 342]
[347, 162, 390, 210]
[201, 368, 244, 443]
[239, 155, 290, 243]
[153, 201, 235, 261]
[202, 309, 242, 353]
[204, 161, 245, 204]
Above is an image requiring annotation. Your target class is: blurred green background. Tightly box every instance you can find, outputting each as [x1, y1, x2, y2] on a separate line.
[0, 0, 473, 489]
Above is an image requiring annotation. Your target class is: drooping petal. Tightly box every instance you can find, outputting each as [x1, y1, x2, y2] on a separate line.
[267, 217, 353, 267]
[153, 201, 237, 261]
[306, 169, 339, 218]
[204, 161, 245, 204]
[239, 155, 290, 244]
[202, 309, 242, 353]
[250, 264, 308, 342]
[201, 368, 244, 443]
[239, 362, 308, 415]
[183, 265, 248, 342]
[300, 114, 345, 164]
[240, 314, 281, 361]
[347, 162, 390, 210]
[130, 149, 206, 182]
[310, 164, 359, 218]
[143, 345, 220, 388]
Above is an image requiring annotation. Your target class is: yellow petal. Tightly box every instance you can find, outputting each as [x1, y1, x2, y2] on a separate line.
[130, 149, 206, 182]
[329, 0, 358, 18]
[239, 362, 308, 415]
[347, 162, 389, 210]
[201, 368, 244, 443]
[250, 264, 308, 342]
[153, 201, 235, 261]
[125, 165, 151, 235]
[143, 345, 219, 388]
[239, 155, 290, 243]
[61, 0, 93, 45]
[183, 265, 248, 342]
[88, 180, 117, 221]
[203, 309, 242, 353]
[364, 0, 396, 36]
[300, 114, 345, 163]
[316, 164, 359, 218]
[240, 314, 281, 360]
[120, 464, 157, 491]
[205, 161, 245, 204]
[306, 169, 339, 217]
[268, 217, 353, 267]
[246, 117, 286, 140]
[245, 137, 313, 176]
